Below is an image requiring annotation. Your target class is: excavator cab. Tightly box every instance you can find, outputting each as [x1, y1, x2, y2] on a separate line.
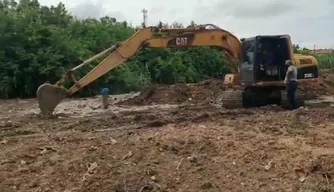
[239, 35, 319, 86]
[239, 35, 295, 86]
[226, 35, 319, 109]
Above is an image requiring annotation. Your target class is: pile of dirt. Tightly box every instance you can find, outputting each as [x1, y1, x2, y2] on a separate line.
[319, 69, 334, 94]
[300, 69, 334, 99]
[300, 81, 329, 99]
[117, 79, 226, 105]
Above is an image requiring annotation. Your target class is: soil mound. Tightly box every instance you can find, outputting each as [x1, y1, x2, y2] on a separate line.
[301, 69, 334, 99]
[118, 79, 226, 105]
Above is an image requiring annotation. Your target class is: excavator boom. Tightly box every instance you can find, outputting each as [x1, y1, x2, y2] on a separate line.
[36, 24, 242, 115]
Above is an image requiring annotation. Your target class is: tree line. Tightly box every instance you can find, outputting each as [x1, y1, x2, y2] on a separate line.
[0, 0, 333, 98]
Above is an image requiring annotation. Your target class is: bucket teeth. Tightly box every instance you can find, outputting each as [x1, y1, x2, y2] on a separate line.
[36, 83, 68, 116]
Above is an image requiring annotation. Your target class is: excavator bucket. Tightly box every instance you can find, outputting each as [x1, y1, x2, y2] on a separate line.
[36, 83, 68, 116]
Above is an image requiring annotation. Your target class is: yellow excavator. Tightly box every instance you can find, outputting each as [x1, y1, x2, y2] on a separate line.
[36, 24, 319, 115]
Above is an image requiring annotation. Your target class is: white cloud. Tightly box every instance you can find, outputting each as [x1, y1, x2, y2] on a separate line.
[36, 0, 334, 48]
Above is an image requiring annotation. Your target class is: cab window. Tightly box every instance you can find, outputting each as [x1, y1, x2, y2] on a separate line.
[241, 41, 255, 69]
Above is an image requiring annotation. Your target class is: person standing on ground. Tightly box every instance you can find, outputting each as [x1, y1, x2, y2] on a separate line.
[101, 87, 109, 109]
[284, 60, 298, 110]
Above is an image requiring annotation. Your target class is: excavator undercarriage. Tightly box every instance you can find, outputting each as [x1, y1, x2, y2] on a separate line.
[36, 24, 319, 116]
[220, 86, 306, 109]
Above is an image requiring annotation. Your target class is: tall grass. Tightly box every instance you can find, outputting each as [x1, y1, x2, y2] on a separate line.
[317, 54, 334, 69]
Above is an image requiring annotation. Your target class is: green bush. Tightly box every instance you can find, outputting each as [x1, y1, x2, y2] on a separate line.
[0, 0, 230, 98]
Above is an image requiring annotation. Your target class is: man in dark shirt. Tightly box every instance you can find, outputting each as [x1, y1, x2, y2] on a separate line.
[101, 87, 109, 109]
[261, 49, 277, 77]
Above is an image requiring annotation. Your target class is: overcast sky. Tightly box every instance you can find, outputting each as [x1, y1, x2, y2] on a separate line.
[37, 0, 334, 49]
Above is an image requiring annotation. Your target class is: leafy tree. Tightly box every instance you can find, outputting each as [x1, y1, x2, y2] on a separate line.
[0, 0, 238, 98]
[293, 44, 312, 55]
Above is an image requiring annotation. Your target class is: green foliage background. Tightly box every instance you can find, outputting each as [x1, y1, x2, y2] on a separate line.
[0, 0, 333, 98]
[293, 45, 334, 69]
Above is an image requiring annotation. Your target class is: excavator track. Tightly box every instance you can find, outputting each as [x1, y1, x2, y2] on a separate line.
[220, 88, 244, 109]
[280, 88, 305, 109]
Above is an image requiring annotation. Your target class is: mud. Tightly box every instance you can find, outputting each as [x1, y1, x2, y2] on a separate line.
[1, 71, 334, 192]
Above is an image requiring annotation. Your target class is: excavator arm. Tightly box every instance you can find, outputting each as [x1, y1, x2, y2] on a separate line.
[36, 24, 242, 115]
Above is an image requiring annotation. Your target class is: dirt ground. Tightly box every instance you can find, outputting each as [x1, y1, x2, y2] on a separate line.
[1, 71, 334, 192]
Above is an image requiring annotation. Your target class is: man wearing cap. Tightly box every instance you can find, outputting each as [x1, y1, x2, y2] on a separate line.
[284, 60, 298, 110]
